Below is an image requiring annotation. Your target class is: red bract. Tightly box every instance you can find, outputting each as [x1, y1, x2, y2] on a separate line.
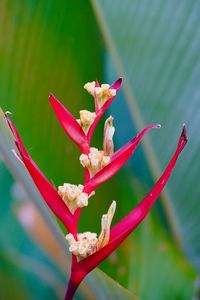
[49, 94, 90, 154]
[6, 117, 74, 232]
[5, 78, 187, 300]
[83, 124, 160, 195]
[49, 78, 122, 152]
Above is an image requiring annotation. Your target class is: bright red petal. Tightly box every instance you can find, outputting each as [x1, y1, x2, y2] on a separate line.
[49, 94, 89, 153]
[79, 126, 187, 273]
[6, 117, 73, 230]
[87, 78, 122, 142]
[22, 156, 73, 230]
[84, 125, 160, 195]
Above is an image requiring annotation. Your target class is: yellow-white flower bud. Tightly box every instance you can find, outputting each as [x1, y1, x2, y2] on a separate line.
[66, 231, 98, 259]
[79, 147, 111, 176]
[66, 233, 76, 245]
[84, 81, 116, 109]
[101, 156, 111, 167]
[103, 116, 115, 156]
[58, 183, 94, 213]
[76, 192, 88, 207]
[94, 84, 116, 108]
[84, 81, 95, 95]
[76, 110, 96, 134]
[79, 154, 90, 168]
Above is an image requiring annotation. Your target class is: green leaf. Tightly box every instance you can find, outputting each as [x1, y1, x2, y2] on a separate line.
[92, 0, 200, 272]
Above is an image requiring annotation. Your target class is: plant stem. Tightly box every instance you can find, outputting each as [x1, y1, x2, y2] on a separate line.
[64, 268, 85, 300]
[64, 276, 78, 300]
[65, 144, 91, 299]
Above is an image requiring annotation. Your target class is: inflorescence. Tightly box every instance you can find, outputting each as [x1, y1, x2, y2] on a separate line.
[5, 77, 187, 300]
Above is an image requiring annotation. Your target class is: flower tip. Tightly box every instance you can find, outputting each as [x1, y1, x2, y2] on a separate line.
[181, 124, 188, 144]
[95, 80, 100, 87]
[115, 77, 123, 88]
[48, 93, 55, 102]
[156, 124, 161, 128]
[108, 115, 114, 122]
[177, 124, 188, 153]
[111, 200, 116, 213]
[111, 77, 123, 90]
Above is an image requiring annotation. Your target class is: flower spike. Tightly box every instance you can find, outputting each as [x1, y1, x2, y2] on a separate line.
[6, 116, 74, 231]
[49, 94, 89, 153]
[78, 125, 187, 275]
[83, 124, 160, 195]
[4, 77, 187, 300]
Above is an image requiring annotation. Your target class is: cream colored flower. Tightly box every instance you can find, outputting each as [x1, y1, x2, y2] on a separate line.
[79, 147, 111, 176]
[84, 81, 96, 95]
[77, 110, 96, 134]
[66, 201, 116, 259]
[58, 183, 94, 213]
[84, 81, 116, 109]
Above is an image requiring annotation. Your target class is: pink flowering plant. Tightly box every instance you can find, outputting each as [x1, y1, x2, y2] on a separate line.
[5, 78, 187, 299]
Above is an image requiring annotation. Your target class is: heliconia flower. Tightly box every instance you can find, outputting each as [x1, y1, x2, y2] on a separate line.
[49, 78, 122, 152]
[83, 124, 161, 195]
[64, 126, 187, 299]
[3, 76, 187, 300]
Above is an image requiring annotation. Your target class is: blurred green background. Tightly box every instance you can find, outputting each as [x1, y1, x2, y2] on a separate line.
[0, 0, 200, 299]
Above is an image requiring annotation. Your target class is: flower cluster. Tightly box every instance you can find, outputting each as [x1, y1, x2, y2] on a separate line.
[66, 200, 116, 259]
[58, 183, 94, 213]
[5, 77, 187, 300]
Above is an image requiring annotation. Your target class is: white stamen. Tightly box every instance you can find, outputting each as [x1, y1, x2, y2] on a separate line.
[84, 81, 117, 109]
[79, 147, 111, 177]
[76, 110, 96, 134]
[84, 81, 95, 95]
[58, 183, 94, 213]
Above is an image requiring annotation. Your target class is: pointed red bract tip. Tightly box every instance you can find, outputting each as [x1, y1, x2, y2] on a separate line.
[49, 94, 89, 153]
[95, 80, 100, 87]
[111, 77, 122, 90]
[179, 124, 187, 151]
